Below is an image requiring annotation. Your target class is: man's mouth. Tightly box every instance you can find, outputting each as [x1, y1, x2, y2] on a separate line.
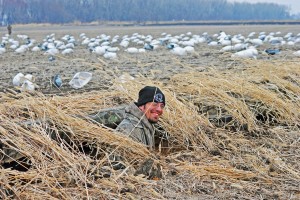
[152, 112, 160, 117]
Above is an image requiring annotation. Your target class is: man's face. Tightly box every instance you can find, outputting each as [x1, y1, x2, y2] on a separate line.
[139, 102, 164, 123]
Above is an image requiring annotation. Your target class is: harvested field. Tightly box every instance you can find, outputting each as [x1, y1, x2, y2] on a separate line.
[0, 24, 300, 199]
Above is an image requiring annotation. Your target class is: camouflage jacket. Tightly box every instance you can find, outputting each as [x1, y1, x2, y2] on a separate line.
[88, 105, 127, 129]
[115, 103, 155, 150]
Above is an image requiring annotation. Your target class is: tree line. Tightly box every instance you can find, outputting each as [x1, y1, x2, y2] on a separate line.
[0, 0, 293, 25]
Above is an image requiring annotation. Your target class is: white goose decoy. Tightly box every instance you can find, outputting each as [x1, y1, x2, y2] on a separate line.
[21, 80, 35, 91]
[284, 32, 293, 39]
[220, 45, 234, 52]
[233, 43, 248, 51]
[103, 52, 117, 59]
[107, 47, 120, 52]
[119, 40, 129, 48]
[79, 33, 86, 38]
[294, 37, 300, 44]
[269, 37, 284, 45]
[93, 46, 107, 55]
[101, 41, 110, 47]
[82, 38, 90, 45]
[195, 36, 207, 43]
[169, 38, 179, 44]
[87, 41, 99, 48]
[138, 48, 146, 53]
[65, 43, 75, 49]
[182, 36, 190, 41]
[231, 46, 258, 59]
[181, 40, 195, 47]
[186, 32, 192, 36]
[250, 38, 263, 46]
[13, 73, 35, 91]
[184, 46, 195, 53]
[58, 44, 67, 50]
[125, 47, 139, 54]
[10, 44, 19, 50]
[111, 38, 119, 44]
[31, 46, 41, 52]
[208, 41, 218, 46]
[17, 34, 29, 40]
[293, 50, 300, 57]
[218, 37, 232, 46]
[13, 73, 25, 86]
[45, 48, 59, 55]
[15, 45, 29, 54]
[171, 46, 187, 56]
[218, 31, 227, 40]
[145, 36, 153, 43]
[61, 48, 74, 55]
[0, 47, 6, 54]
[46, 42, 56, 49]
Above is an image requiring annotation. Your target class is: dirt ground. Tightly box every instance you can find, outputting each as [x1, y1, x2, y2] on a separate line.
[1, 24, 300, 95]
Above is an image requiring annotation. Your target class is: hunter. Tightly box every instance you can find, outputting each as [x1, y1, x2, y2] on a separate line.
[7, 24, 12, 35]
[116, 86, 165, 150]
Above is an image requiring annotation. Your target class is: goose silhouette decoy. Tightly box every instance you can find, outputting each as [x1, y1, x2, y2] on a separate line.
[265, 48, 281, 55]
[53, 74, 62, 88]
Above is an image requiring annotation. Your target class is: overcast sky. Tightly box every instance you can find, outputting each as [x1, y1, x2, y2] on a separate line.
[228, 0, 300, 14]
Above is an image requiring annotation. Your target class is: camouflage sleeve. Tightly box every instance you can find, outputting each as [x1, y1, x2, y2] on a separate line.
[87, 106, 126, 129]
[115, 119, 146, 145]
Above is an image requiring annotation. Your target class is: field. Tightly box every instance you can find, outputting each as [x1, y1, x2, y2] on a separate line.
[0, 24, 300, 199]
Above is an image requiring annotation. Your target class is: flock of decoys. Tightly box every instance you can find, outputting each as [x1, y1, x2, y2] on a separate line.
[1, 29, 300, 92]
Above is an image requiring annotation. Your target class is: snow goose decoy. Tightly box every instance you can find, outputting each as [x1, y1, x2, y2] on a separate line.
[0, 46, 6, 54]
[293, 50, 300, 57]
[13, 73, 25, 86]
[45, 48, 59, 56]
[171, 47, 187, 56]
[21, 80, 35, 92]
[61, 48, 74, 55]
[93, 46, 107, 55]
[15, 45, 29, 54]
[231, 46, 258, 59]
[125, 47, 139, 54]
[103, 52, 117, 59]
[184, 46, 195, 54]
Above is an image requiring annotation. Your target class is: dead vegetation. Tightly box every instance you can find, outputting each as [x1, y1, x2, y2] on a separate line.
[0, 59, 300, 199]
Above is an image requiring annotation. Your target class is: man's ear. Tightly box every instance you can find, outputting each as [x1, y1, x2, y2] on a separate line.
[139, 105, 145, 112]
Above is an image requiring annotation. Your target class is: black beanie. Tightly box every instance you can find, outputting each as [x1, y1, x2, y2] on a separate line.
[136, 86, 165, 106]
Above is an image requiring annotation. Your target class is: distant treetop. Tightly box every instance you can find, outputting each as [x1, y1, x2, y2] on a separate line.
[0, 0, 293, 24]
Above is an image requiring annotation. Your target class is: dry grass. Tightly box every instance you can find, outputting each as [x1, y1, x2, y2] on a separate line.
[0, 59, 300, 199]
